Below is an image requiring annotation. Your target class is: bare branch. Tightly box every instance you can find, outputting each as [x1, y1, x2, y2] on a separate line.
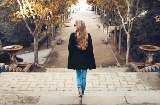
[25, 0, 36, 19]
[23, 18, 33, 35]
[17, 0, 25, 18]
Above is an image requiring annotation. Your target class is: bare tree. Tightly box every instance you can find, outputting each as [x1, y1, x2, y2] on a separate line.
[115, 0, 140, 64]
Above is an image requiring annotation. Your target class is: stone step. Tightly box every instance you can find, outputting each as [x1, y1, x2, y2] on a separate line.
[0, 68, 159, 104]
[0, 71, 158, 93]
[44, 67, 129, 72]
[0, 91, 160, 105]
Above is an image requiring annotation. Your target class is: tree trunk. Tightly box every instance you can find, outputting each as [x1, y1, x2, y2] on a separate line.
[69, 5, 71, 17]
[96, 6, 97, 17]
[65, 11, 68, 20]
[48, 33, 51, 47]
[0, 40, 2, 51]
[34, 36, 39, 63]
[45, 29, 51, 48]
[103, 8, 105, 33]
[114, 26, 116, 46]
[106, 25, 109, 36]
[52, 25, 55, 38]
[126, 33, 130, 64]
[119, 28, 122, 54]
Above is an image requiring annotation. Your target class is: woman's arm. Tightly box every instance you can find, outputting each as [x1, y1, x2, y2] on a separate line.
[68, 33, 75, 53]
[88, 33, 96, 69]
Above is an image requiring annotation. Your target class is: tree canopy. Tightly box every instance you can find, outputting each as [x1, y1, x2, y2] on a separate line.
[0, 0, 78, 63]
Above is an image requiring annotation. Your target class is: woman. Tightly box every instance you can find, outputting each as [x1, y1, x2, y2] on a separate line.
[68, 20, 96, 97]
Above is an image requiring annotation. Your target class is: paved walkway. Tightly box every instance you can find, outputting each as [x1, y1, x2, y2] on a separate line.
[0, 68, 160, 105]
[18, 49, 52, 64]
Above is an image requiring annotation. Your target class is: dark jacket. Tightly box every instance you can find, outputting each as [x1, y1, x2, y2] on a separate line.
[67, 33, 96, 70]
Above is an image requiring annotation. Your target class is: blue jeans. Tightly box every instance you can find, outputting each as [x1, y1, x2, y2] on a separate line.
[76, 69, 87, 94]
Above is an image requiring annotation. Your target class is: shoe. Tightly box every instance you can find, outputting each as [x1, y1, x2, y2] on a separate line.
[78, 87, 82, 97]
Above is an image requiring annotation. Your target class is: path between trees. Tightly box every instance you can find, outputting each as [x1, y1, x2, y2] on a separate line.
[18, 11, 126, 71]
[18, 10, 127, 71]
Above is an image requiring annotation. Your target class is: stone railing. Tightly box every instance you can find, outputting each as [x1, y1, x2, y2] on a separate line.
[0, 62, 35, 72]
[129, 62, 160, 72]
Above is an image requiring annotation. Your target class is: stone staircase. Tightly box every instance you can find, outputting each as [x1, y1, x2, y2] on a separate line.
[0, 67, 160, 105]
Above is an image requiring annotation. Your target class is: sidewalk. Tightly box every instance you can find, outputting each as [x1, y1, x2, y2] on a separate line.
[0, 68, 160, 105]
[17, 49, 52, 64]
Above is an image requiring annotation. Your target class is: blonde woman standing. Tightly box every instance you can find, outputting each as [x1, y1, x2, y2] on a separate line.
[68, 20, 96, 97]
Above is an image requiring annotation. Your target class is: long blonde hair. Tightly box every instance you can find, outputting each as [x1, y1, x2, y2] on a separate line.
[75, 20, 88, 50]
